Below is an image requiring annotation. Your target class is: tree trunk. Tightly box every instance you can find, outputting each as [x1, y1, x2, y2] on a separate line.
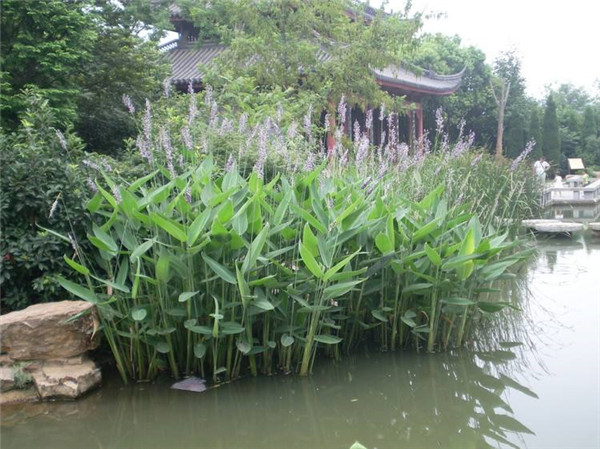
[491, 79, 510, 159]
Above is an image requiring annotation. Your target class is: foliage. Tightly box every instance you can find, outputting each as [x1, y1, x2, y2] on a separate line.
[1, 0, 170, 154]
[0, 91, 92, 311]
[178, 0, 423, 117]
[0, 0, 97, 127]
[528, 107, 543, 160]
[59, 97, 538, 383]
[409, 34, 496, 148]
[542, 93, 561, 168]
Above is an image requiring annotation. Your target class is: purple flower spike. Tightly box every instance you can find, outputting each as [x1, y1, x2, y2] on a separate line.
[122, 94, 135, 114]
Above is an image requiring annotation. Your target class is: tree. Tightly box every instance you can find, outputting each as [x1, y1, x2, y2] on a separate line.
[528, 106, 543, 159]
[1, 0, 171, 154]
[491, 50, 527, 158]
[408, 34, 496, 147]
[0, 0, 97, 127]
[178, 0, 423, 115]
[542, 93, 561, 168]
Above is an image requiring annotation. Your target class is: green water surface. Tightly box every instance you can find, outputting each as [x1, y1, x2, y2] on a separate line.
[2, 235, 599, 449]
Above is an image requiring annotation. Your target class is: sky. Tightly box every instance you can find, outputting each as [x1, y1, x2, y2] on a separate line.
[383, 0, 600, 99]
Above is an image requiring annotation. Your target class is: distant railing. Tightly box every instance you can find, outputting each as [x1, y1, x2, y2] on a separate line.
[542, 179, 600, 206]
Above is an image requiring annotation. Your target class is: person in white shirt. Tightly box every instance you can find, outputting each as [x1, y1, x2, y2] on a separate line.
[533, 156, 550, 183]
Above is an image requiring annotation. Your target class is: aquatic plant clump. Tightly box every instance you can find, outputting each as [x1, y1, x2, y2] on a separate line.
[59, 95, 538, 383]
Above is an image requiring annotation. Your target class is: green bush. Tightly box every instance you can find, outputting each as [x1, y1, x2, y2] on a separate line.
[0, 92, 92, 311]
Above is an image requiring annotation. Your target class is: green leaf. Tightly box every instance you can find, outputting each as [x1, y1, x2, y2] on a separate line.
[63, 255, 89, 276]
[155, 342, 170, 354]
[194, 342, 207, 359]
[375, 232, 394, 254]
[371, 309, 388, 322]
[253, 299, 275, 311]
[441, 297, 475, 306]
[323, 280, 362, 300]
[323, 249, 360, 282]
[412, 217, 441, 241]
[178, 291, 200, 303]
[313, 334, 342, 345]
[299, 242, 324, 279]
[241, 223, 270, 274]
[57, 277, 98, 304]
[292, 203, 327, 233]
[202, 254, 236, 284]
[187, 208, 211, 246]
[156, 253, 171, 283]
[130, 239, 154, 261]
[128, 170, 159, 192]
[424, 243, 442, 267]
[236, 340, 252, 354]
[302, 223, 319, 257]
[477, 301, 517, 313]
[280, 334, 295, 347]
[150, 213, 187, 242]
[131, 308, 147, 321]
[402, 283, 432, 294]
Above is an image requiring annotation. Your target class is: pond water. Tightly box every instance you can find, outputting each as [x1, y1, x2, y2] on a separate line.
[2, 233, 599, 449]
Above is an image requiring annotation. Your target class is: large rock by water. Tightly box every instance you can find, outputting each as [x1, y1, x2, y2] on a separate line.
[0, 300, 102, 403]
[0, 301, 99, 360]
[32, 358, 101, 400]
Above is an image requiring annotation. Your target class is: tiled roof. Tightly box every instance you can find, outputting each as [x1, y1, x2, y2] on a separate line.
[164, 43, 227, 85]
[163, 43, 463, 95]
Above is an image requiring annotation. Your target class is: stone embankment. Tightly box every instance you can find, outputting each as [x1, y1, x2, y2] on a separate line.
[0, 301, 101, 404]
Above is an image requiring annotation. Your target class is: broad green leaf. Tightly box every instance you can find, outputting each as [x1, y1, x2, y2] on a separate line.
[90, 275, 130, 293]
[131, 308, 147, 321]
[402, 283, 432, 294]
[291, 203, 327, 234]
[313, 334, 342, 345]
[178, 291, 200, 302]
[57, 277, 99, 304]
[194, 342, 207, 359]
[155, 342, 170, 354]
[156, 253, 171, 283]
[150, 213, 187, 242]
[302, 223, 319, 257]
[130, 239, 154, 261]
[323, 249, 360, 282]
[323, 280, 362, 300]
[128, 170, 159, 192]
[441, 297, 475, 306]
[202, 254, 236, 284]
[253, 299, 275, 311]
[375, 233, 394, 254]
[280, 334, 295, 347]
[299, 242, 324, 279]
[424, 243, 442, 267]
[241, 224, 270, 274]
[371, 310, 388, 322]
[63, 255, 89, 276]
[477, 301, 517, 313]
[350, 442, 368, 449]
[236, 340, 252, 354]
[187, 208, 211, 246]
[412, 217, 441, 241]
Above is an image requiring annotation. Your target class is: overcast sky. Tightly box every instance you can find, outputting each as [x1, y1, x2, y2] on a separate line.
[383, 0, 600, 99]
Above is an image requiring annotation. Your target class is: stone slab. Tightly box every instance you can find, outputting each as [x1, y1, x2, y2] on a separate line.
[0, 300, 99, 360]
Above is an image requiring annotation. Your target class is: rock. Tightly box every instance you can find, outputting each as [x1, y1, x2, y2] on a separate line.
[0, 387, 39, 405]
[0, 301, 99, 360]
[32, 358, 101, 400]
[0, 366, 15, 392]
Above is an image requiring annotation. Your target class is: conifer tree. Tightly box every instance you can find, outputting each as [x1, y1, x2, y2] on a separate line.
[528, 107, 543, 159]
[542, 94, 561, 167]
